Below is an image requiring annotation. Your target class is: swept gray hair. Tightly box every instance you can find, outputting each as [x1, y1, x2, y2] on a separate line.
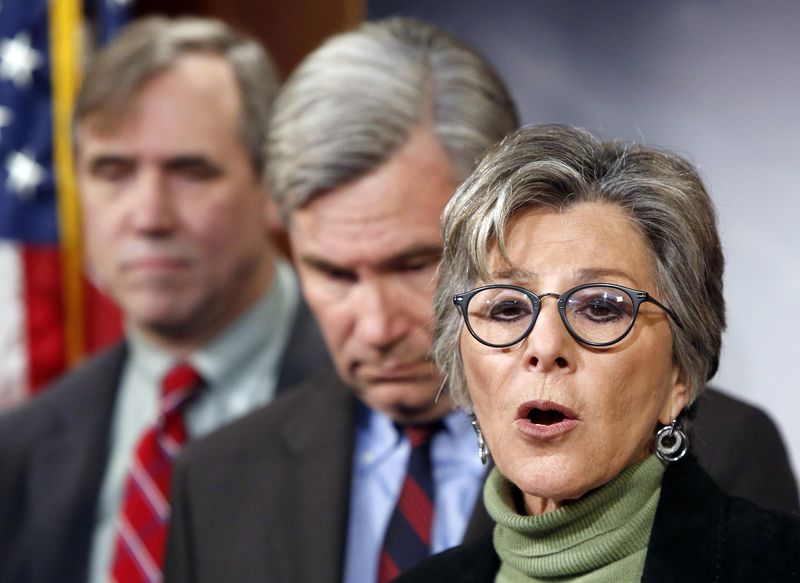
[434, 124, 726, 408]
[267, 17, 519, 221]
[74, 16, 279, 174]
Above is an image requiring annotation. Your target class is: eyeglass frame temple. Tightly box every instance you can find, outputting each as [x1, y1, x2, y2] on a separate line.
[640, 292, 685, 330]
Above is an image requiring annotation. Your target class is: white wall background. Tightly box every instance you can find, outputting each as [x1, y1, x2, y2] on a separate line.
[371, 0, 800, 479]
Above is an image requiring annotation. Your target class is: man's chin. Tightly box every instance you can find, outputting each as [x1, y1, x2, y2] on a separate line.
[353, 380, 453, 424]
[126, 304, 202, 342]
[384, 402, 453, 425]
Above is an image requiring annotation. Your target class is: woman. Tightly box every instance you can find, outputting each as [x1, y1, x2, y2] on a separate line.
[397, 125, 800, 582]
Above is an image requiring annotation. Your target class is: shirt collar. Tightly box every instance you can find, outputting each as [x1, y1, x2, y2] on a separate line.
[353, 402, 477, 471]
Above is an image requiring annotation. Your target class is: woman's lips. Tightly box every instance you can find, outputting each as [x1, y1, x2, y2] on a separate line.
[514, 399, 580, 440]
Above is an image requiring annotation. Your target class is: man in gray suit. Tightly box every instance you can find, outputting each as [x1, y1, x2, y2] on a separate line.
[0, 16, 331, 583]
[166, 16, 798, 583]
[167, 18, 519, 583]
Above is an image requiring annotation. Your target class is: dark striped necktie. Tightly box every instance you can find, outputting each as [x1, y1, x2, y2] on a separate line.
[110, 363, 203, 583]
[377, 422, 441, 583]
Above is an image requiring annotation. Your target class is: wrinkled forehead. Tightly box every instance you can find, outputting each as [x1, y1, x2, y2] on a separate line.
[75, 53, 244, 143]
[472, 202, 660, 289]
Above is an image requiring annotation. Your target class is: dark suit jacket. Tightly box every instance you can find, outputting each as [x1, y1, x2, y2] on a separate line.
[164, 378, 494, 583]
[164, 383, 797, 583]
[691, 387, 798, 512]
[0, 300, 331, 583]
[393, 457, 800, 582]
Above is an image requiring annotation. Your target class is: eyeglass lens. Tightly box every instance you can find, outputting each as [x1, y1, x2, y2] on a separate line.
[466, 285, 635, 346]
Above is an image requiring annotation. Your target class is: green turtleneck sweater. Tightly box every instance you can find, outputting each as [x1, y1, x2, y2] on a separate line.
[484, 455, 665, 582]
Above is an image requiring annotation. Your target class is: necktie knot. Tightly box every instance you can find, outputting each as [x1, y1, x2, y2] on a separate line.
[161, 362, 203, 416]
[403, 422, 442, 449]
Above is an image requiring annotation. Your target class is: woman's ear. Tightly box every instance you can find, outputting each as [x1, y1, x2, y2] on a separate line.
[660, 364, 691, 424]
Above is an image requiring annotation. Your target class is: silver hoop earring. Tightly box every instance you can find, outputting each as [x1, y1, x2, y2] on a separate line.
[471, 416, 489, 465]
[655, 419, 688, 463]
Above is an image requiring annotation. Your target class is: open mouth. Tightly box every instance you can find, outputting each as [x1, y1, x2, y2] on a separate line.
[517, 400, 577, 426]
[527, 408, 567, 425]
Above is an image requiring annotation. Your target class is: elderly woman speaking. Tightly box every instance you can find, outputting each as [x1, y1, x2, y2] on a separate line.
[397, 125, 799, 582]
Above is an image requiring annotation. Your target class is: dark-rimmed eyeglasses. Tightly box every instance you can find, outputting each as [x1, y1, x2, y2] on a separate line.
[453, 283, 683, 348]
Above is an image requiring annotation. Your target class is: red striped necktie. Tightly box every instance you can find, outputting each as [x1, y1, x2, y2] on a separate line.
[110, 363, 203, 583]
[377, 422, 442, 583]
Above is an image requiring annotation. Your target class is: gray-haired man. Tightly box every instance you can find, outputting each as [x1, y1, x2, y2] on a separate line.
[167, 17, 518, 583]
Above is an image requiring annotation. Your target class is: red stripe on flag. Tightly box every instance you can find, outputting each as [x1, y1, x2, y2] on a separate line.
[82, 277, 123, 353]
[20, 247, 122, 397]
[22, 246, 66, 393]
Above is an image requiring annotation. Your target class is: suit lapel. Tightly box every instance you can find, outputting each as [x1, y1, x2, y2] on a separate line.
[26, 345, 126, 583]
[272, 377, 356, 583]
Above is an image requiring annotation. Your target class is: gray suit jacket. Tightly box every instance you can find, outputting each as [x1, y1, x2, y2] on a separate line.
[164, 384, 798, 583]
[0, 300, 331, 583]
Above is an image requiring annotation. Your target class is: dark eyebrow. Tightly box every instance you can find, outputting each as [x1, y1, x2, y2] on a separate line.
[87, 154, 132, 171]
[299, 244, 443, 275]
[162, 155, 221, 172]
[85, 154, 220, 173]
[299, 255, 348, 274]
[380, 244, 442, 270]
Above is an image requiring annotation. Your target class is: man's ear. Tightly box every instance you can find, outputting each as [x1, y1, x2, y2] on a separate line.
[262, 192, 285, 234]
[262, 192, 293, 258]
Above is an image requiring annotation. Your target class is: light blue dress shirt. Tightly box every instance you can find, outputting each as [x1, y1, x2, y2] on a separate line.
[88, 259, 299, 583]
[342, 404, 487, 583]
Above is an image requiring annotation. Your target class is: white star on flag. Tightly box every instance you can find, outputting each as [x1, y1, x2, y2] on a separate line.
[109, 0, 132, 6]
[0, 106, 11, 142]
[0, 32, 43, 88]
[5, 150, 46, 199]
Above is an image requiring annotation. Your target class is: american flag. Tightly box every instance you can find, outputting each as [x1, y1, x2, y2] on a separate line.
[0, 0, 131, 409]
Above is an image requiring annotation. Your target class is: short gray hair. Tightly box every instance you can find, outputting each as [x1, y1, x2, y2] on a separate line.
[267, 17, 519, 221]
[74, 16, 279, 174]
[434, 124, 725, 408]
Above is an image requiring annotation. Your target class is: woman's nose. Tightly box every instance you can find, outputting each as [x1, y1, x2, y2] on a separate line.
[521, 298, 574, 373]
